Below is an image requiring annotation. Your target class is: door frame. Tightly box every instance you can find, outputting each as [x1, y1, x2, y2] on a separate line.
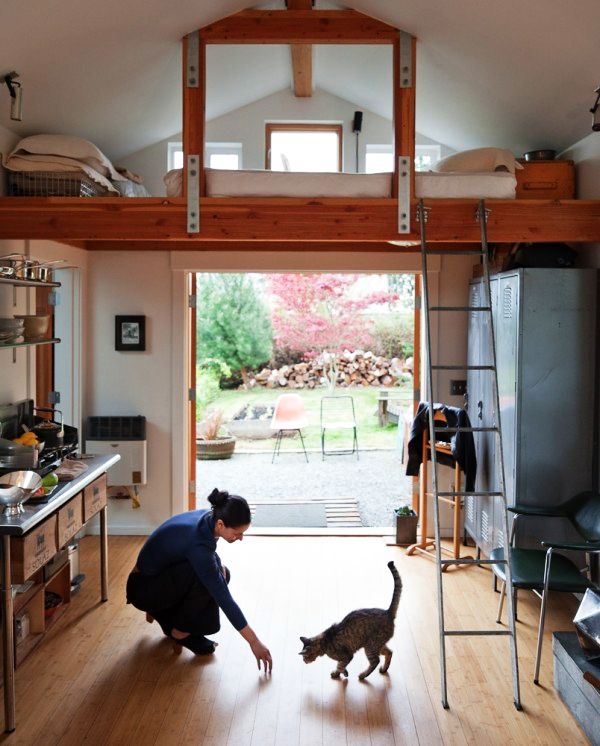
[172, 252, 437, 517]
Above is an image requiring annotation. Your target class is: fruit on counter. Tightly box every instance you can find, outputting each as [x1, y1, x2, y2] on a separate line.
[42, 472, 59, 488]
[13, 431, 39, 446]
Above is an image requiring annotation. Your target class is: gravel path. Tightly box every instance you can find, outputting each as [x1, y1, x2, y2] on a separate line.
[196, 448, 412, 527]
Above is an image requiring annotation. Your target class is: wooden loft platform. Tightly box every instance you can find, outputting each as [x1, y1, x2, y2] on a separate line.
[1, 197, 600, 249]
[1, 6, 600, 251]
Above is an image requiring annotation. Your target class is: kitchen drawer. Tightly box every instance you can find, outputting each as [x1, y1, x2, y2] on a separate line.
[83, 474, 107, 521]
[11, 515, 58, 583]
[57, 493, 83, 548]
[516, 160, 575, 199]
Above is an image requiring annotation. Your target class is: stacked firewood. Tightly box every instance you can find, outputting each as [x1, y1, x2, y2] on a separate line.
[247, 351, 409, 389]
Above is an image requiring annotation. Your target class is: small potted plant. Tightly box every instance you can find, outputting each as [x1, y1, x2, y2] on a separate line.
[394, 505, 418, 546]
[196, 408, 236, 460]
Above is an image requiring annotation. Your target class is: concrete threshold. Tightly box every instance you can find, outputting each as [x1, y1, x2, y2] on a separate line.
[247, 526, 395, 537]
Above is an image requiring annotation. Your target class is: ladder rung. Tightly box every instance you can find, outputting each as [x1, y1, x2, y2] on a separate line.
[433, 426, 498, 433]
[438, 491, 503, 497]
[430, 306, 491, 312]
[440, 558, 504, 566]
[444, 630, 514, 637]
[432, 365, 495, 370]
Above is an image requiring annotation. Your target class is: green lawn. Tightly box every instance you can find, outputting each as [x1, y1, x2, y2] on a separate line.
[203, 385, 412, 452]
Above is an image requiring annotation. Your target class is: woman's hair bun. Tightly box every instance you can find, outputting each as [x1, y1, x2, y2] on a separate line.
[208, 488, 229, 508]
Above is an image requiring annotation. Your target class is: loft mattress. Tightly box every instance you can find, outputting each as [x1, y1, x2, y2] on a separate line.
[166, 168, 517, 199]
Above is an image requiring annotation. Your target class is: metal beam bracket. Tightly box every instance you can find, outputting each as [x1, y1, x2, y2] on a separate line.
[398, 155, 411, 234]
[186, 31, 199, 88]
[187, 155, 200, 234]
[399, 31, 413, 88]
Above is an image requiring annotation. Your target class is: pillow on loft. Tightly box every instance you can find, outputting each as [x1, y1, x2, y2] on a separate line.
[9, 134, 124, 181]
[432, 147, 523, 174]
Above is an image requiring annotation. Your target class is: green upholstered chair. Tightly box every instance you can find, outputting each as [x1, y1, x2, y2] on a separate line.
[491, 491, 600, 684]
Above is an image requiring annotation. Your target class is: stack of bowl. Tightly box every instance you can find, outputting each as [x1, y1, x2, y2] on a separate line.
[0, 317, 25, 344]
[13, 314, 49, 341]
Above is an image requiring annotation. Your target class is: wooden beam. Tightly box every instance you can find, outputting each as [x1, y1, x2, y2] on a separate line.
[1, 198, 600, 244]
[393, 34, 416, 199]
[290, 44, 312, 97]
[288, 0, 313, 97]
[199, 10, 398, 45]
[182, 34, 206, 198]
[84, 240, 418, 252]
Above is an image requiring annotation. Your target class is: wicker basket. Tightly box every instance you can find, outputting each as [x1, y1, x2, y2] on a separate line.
[8, 171, 108, 197]
[196, 436, 236, 460]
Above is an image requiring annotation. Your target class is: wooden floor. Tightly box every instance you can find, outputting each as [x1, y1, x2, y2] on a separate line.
[3, 535, 588, 745]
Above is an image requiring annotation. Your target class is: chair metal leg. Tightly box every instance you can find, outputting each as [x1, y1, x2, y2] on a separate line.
[496, 581, 506, 623]
[534, 548, 553, 685]
[272, 430, 282, 463]
[298, 429, 309, 463]
[354, 427, 359, 460]
[321, 428, 325, 461]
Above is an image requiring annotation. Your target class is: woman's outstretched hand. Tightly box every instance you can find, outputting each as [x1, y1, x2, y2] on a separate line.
[241, 625, 273, 674]
[250, 638, 273, 674]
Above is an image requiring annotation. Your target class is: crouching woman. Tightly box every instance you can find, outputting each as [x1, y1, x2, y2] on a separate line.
[126, 488, 272, 672]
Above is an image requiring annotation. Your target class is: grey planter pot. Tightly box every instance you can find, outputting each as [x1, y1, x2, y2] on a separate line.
[395, 512, 418, 545]
[196, 436, 236, 460]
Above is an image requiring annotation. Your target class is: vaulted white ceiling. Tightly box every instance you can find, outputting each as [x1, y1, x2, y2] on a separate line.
[1, 0, 599, 160]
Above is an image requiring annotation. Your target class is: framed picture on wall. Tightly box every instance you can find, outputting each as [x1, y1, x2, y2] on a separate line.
[115, 315, 146, 351]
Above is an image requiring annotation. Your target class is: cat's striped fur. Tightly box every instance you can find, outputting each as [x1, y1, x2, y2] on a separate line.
[299, 561, 402, 680]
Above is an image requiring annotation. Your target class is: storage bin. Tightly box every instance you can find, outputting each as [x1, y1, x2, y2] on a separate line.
[83, 475, 107, 520]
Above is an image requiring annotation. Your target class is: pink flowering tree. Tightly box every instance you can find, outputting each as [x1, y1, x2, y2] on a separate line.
[267, 274, 398, 365]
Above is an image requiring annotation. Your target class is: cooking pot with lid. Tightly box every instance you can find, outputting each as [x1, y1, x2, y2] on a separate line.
[32, 408, 64, 448]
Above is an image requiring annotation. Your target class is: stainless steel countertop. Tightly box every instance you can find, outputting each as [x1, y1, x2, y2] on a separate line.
[0, 454, 120, 535]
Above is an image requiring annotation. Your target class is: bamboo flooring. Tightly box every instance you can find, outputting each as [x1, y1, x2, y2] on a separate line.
[1, 534, 589, 745]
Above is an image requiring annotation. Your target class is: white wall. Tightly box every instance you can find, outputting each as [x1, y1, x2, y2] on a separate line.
[84, 251, 174, 533]
[562, 132, 600, 266]
[120, 87, 454, 196]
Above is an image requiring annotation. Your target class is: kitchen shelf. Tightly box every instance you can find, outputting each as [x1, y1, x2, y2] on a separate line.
[0, 338, 60, 351]
[0, 277, 60, 289]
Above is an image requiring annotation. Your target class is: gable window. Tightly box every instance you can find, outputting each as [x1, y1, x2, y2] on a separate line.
[266, 124, 342, 172]
[167, 142, 242, 171]
[365, 144, 442, 173]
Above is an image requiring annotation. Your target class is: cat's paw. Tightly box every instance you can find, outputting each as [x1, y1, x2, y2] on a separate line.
[331, 671, 341, 679]
[342, 669, 348, 677]
[379, 667, 389, 675]
[358, 673, 367, 680]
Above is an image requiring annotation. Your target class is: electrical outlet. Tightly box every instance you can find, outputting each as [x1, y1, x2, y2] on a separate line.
[450, 379, 467, 396]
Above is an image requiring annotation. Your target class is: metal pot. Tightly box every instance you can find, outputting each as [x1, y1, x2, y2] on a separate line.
[33, 260, 66, 282]
[524, 149, 556, 161]
[32, 408, 64, 448]
[0, 254, 26, 279]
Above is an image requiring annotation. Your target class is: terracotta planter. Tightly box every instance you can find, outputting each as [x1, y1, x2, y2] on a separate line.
[196, 436, 236, 460]
[395, 511, 418, 545]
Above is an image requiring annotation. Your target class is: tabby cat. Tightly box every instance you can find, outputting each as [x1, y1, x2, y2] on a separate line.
[299, 561, 402, 680]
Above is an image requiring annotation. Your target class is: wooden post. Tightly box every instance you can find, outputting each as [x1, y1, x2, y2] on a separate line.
[393, 33, 416, 199]
[182, 33, 206, 198]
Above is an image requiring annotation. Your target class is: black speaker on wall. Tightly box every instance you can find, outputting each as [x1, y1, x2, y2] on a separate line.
[352, 110, 363, 133]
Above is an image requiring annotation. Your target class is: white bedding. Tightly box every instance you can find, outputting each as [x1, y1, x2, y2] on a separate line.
[165, 167, 516, 199]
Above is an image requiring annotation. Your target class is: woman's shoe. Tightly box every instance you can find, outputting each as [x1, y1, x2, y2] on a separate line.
[170, 633, 218, 655]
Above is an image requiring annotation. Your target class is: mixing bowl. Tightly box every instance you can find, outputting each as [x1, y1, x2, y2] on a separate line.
[0, 471, 42, 516]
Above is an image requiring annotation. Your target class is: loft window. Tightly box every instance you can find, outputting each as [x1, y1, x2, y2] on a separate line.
[168, 142, 242, 171]
[266, 124, 342, 172]
[365, 144, 442, 173]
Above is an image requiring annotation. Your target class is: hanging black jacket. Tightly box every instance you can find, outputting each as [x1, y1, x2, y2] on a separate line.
[405, 402, 477, 492]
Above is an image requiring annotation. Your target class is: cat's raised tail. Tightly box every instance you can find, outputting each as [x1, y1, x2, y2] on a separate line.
[387, 561, 403, 618]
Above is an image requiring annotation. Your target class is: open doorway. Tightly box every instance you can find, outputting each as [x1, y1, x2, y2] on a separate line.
[191, 271, 419, 531]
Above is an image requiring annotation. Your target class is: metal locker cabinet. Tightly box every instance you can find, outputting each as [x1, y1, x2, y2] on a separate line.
[515, 269, 597, 549]
[465, 281, 482, 543]
[493, 274, 518, 550]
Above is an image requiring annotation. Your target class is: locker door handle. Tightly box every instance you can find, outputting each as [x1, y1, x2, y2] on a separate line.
[477, 401, 483, 420]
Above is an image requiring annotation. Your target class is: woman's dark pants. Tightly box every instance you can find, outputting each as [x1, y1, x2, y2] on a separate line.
[126, 562, 229, 636]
